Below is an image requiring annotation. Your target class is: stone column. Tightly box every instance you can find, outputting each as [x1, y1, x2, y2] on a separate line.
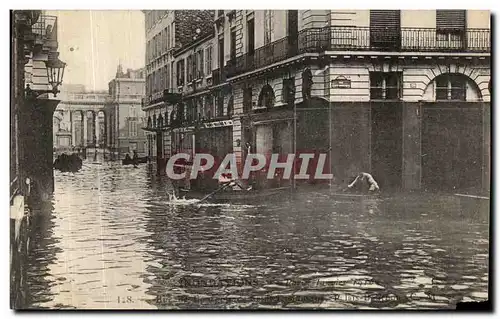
[232, 118, 242, 173]
[83, 111, 88, 147]
[95, 113, 100, 147]
[70, 111, 75, 147]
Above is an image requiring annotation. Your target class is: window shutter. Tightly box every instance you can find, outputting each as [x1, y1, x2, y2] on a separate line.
[369, 10, 401, 49]
[436, 10, 466, 31]
[370, 10, 400, 32]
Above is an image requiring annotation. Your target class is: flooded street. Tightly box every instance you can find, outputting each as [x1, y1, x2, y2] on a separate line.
[22, 160, 489, 310]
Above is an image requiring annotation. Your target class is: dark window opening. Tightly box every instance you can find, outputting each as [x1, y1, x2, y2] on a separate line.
[216, 92, 224, 117]
[258, 85, 275, 108]
[370, 72, 402, 100]
[283, 78, 296, 106]
[370, 10, 401, 50]
[205, 95, 213, 119]
[247, 19, 255, 55]
[287, 10, 299, 56]
[177, 104, 185, 123]
[218, 37, 224, 69]
[436, 10, 466, 50]
[187, 55, 193, 83]
[243, 87, 253, 113]
[177, 59, 185, 87]
[301, 69, 313, 101]
[227, 95, 234, 117]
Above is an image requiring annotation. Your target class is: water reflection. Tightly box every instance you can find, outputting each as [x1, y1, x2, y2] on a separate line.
[21, 161, 489, 309]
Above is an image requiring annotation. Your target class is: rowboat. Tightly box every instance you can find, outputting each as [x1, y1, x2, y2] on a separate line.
[122, 156, 148, 165]
[178, 186, 291, 202]
[53, 154, 83, 172]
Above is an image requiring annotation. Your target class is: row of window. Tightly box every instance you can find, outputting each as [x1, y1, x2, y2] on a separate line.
[146, 46, 215, 96]
[370, 72, 467, 100]
[146, 23, 175, 63]
[147, 71, 468, 131]
[145, 10, 169, 31]
[147, 92, 229, 128]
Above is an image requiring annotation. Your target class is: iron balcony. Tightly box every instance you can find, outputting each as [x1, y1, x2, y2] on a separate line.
[226, 26, 490, 78]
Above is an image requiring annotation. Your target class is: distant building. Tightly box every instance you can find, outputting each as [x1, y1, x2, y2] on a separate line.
[52, 66, 146, 158]
[53, 86, 108, 151]
[105, 65, 147, 157]
[142, 10, 214, 168]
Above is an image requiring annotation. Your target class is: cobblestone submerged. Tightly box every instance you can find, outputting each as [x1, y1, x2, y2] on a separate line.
[16, 161, 489, 309]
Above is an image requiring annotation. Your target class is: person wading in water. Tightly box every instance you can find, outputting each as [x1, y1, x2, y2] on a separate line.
[345, 172, 380, 193]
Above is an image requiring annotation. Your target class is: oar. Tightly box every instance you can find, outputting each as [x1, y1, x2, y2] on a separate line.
[198, 181, 234, 203]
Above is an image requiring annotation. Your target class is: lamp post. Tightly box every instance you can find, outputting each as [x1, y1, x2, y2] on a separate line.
[25, 57, 66, 98]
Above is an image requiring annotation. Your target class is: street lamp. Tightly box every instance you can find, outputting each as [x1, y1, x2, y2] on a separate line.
[25, 57, 66, 98]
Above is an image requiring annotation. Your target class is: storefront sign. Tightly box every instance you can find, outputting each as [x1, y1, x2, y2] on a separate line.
[331, 76, 351, 89]
[174, 126, 195, 133]
[203, 120, 233, 129]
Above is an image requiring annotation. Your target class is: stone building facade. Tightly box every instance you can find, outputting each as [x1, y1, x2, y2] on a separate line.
[143, 10, 490, 193]
[53, 85, 108, 152]
[10, 10, 65, 308]
[142, 10, 215, 166]
[105, 65, 147, 157]
[52, 66, 147, 158]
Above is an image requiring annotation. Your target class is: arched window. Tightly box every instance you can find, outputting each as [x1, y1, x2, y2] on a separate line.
[147, 116, 152, 128]
[152, 114, 157, 128]
[164, 111, 169, 126]
[258, 84, 275, 108]
[434, 73, 481, 101]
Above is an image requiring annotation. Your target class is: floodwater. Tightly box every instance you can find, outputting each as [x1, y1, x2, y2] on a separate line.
[19, 160, 489, 309]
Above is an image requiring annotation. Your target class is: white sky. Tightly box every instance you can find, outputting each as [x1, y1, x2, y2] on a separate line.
[49, 10, 145, 91]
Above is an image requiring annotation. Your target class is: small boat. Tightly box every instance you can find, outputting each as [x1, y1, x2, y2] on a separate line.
[178, 187, 290, 202]
[54, 153, 83, 172]
[122, 156, 148, 165]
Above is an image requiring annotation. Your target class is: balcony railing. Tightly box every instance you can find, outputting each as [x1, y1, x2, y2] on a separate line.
[226, 26, 490, 78]
[32, 15, 57, 44]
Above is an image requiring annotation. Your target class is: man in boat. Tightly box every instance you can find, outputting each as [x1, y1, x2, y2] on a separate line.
[346, 172, 380, 193]
[124, 153, 132, 162]
[132, 150, 139, 167]
[218, 173, 247, 191]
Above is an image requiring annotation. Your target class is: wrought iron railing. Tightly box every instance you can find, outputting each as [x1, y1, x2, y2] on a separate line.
[226, 26, 490, 78]
[32, 15, 57, 43]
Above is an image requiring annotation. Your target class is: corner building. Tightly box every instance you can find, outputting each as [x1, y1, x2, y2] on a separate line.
[143, 10, 490, 193]
[221, 10, 490, 192]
